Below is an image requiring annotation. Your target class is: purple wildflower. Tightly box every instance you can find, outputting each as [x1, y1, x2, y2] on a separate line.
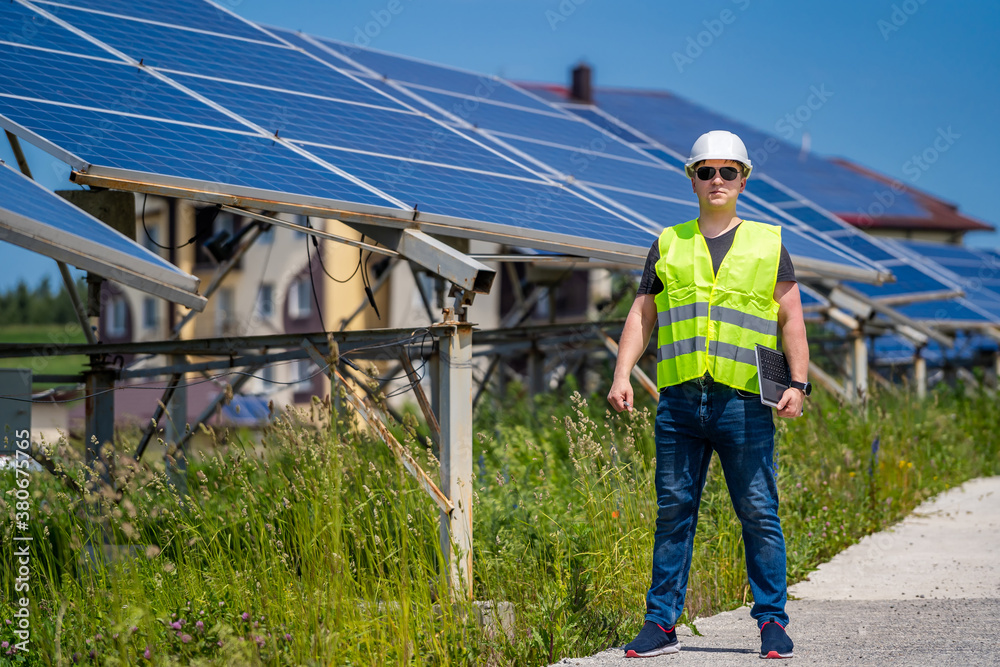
[196, 620, 205, 631]
[181, 634, 192, 644]
[144, 645, 152, 660]
[241, 612, 250, 621]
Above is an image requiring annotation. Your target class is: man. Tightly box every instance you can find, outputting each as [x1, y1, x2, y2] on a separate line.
[608, 130, 810, 660]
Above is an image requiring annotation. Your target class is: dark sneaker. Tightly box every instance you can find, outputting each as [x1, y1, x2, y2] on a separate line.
[759, 621, 793, 659]
[623, 620, 679, 658]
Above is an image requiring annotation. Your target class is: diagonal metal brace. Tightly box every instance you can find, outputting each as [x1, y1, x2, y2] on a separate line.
[330, 365, 454, 515]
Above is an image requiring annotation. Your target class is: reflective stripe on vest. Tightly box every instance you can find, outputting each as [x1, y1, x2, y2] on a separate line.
[653, 219, 781, 392]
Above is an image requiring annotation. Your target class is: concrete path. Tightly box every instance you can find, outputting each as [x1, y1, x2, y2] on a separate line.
[551, 476, 1000, 666]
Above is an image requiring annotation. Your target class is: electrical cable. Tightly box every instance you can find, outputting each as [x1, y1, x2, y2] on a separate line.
[141, 193, 199, 250]
[307, 220, 361, 284]
[303, 220, 327, 333]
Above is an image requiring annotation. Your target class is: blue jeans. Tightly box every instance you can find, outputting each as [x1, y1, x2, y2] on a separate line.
[645, 374, 789, 629]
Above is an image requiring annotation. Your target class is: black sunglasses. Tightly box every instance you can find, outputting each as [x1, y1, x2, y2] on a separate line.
[695, 166, 742, 181]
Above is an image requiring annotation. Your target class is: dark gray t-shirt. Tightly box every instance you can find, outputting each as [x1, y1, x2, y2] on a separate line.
[637, 223, 796, 295]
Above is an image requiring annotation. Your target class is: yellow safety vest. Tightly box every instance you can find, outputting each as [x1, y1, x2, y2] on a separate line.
[653, 219, 781, 392]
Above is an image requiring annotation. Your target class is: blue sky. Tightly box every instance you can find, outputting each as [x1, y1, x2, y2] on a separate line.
[2, 0, 998, 290]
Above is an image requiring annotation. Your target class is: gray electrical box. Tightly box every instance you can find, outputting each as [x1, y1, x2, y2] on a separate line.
[0, 368, 31, 453]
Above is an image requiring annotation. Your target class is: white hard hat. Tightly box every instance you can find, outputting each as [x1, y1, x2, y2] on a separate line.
[684, 130, 752, 179]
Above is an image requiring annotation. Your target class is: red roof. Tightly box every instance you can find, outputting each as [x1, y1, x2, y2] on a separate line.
[830, 158, 993, 233]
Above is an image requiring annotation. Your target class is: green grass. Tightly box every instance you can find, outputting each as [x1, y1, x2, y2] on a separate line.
[0, 324, 88, 386]
[1, 379, 998, 665]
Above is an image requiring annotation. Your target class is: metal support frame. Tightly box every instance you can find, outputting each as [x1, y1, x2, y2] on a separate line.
[437, 323, 474, 599]
[332, 366, 453, 515]
[164, 355, 188, 497]
[58, 261, 96, 345]
[599, 331, 658, 399]
[349, 223, 495, 294]
[5, 130, 33, 178]
[847, 335, 869, 403]
[808, 361, 850, 402]
[914, 353, 928, 400]
[398, 350, 440, 444]
[828, 284, 953, 347]
[133, 373, 182, 462]
[83, 360, 115, 488]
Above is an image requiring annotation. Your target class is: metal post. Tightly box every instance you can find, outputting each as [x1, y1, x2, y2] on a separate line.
[851, 335, 869, 403]
[84, 360, 115, 490]
[57, 261, 96, 345]
[529, 345, 546, 395]
[438, 323, 474, 599]
[164, 356, 188, 497]
[914, 354, 927, 400]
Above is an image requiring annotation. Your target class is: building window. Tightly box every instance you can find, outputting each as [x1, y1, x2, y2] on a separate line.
[259, 363, 276, 392]
[142, 296, 158, 330]
[108, 296, 128, 337]
[292, 359, 315, 392]
[288, 276, 312, 319]
[255, 283, 274, 321]
[216, 287, 235, 335]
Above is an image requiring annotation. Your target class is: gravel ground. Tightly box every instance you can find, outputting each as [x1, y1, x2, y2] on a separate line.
[550, 476, 1000, 666]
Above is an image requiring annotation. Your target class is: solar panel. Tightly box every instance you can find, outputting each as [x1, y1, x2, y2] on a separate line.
[33, 0, 281, 43]
[167, 72, 534, 178]
[0, 159, 204, 309]
[1, 1, 659, 265]
[31, 3, 401, 107]
[0, 43, 247, 131]
[291, 31, 560, 113]
[0, 0, 109, 57]
[591, 89, 926, 218]
[898, 240, 1000, 321]
[0, 96, 395, 205]
[300, 144, 657, 249]
[279, 33, 890, 282]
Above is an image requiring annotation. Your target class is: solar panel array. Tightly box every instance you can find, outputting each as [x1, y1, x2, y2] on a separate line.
[275, 30, 892, 280]
[0, 0, 661, 265]
[0, 159, 204, 308]
[2, 0, 993, 315]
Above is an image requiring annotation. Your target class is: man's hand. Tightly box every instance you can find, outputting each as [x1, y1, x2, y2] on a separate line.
[608, 378, 634, 413]
[776, 387, 804, 418]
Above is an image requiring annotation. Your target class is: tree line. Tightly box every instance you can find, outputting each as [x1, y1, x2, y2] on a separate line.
[0, 276, 87, 325]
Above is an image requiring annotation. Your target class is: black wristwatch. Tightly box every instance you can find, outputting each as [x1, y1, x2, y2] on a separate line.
[789, 380, 812, 397]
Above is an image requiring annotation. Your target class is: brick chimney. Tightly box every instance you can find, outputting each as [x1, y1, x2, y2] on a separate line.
[570, 62, 593, 104]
